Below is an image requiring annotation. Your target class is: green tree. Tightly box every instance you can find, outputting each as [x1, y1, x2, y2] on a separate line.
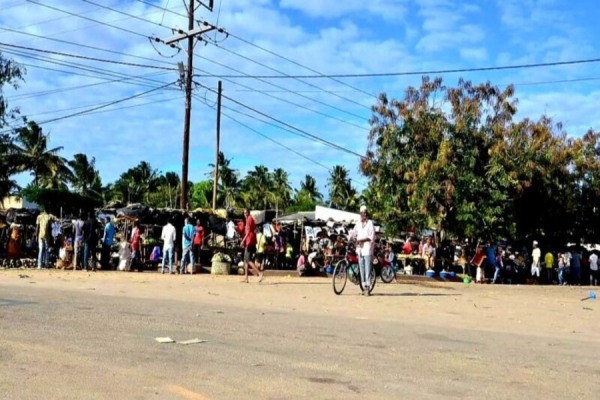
[327, 165, 359, 211]
[272, 167, 292, 210]
[112, 161, 160, 204]
[191, 180, 213, 209]
[68, 153, 102, 198]
[242, 165, 275, 209]
[11, 120, 73, 187]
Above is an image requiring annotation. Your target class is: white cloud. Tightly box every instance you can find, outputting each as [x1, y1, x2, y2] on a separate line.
[0, 0, 598, 197]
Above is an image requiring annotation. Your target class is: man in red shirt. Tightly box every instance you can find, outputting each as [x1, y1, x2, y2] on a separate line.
[241, 208, 263, 283]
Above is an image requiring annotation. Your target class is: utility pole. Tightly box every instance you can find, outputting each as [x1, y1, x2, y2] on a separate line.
[160, 0, 215, 210]
[212, 80, 222, 210]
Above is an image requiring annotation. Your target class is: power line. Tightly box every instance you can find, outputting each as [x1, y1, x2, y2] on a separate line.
[27, 90, 172, 117]
[8, 70, 172, 101]
[25, 0, 154, 39]
[193, 69, 367, 131]
[0, 43, 177, 71]
[95, 0, 371, 110]
[196, 83, 365, 159]
[195, 94, 367, 187]
[207, 42, 371, 110]
[193, 50, 368, 121]
[0, 26, 176, 67]
[2, 48, 174, 91]
[1, 81, 177, 134]
[2, 5, 102, 33]
[191, 57, 600, 79]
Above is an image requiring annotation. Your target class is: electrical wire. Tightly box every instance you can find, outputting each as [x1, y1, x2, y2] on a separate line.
[0, 81, 178, 134]
[193, 71, 367, 131]
[8, 70, 172, 101]
[2, 5, 102, 33]
[195, 83, 365, 159]
[86, 0, 372, 113]
[27, 90, 170, 117]
[160, 0, 172, 25]
[192, 57, 600, 79]
[0, 26, 176, 67]
[207, 42, 371, 110]
[29, 92, 182, 118]
[194, 93, 368, 187]
[131, 0, 600, 82]
[0, 43, 177, 71]
[2, 48, 175, 91]
[194, 49, 368, 121]
[25, 0, 153, 39]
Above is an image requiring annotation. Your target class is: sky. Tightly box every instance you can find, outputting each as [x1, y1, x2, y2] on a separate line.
[1, 0, 599, 196]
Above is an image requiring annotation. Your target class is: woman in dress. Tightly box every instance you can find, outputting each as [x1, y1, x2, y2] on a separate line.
[7, 221, 22, 260]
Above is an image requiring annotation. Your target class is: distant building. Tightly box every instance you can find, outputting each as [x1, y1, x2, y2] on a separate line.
[0, 196, 39, 210]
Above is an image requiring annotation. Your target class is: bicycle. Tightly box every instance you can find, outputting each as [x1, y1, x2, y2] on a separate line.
[332, 241, 376, 295]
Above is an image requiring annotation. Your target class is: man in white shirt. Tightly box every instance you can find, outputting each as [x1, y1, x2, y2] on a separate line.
[531, 241, 541, 283]
[355, 205, 375, 296]
[589, 252, 598, 286]
[161, 219, 176, 274]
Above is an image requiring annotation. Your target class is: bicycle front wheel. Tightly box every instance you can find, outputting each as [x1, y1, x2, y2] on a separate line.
[332, 260, 348, 295]
[380, 265, 395, 284]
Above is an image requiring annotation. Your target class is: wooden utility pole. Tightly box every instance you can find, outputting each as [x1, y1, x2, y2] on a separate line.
[160, 0, 215, 210]
[212, 80, 222, 210]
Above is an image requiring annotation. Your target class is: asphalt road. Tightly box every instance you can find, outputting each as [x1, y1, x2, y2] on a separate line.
[0, 271, 598, 399]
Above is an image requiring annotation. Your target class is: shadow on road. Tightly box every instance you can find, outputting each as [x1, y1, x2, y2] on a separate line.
[371, 293, 462, 297]
[263, 282, 330, 286]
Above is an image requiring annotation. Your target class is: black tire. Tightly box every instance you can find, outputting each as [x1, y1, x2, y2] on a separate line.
[360, 266, 377, 294]
[332, 260, 348, 295]
[380, 265, 395, 284]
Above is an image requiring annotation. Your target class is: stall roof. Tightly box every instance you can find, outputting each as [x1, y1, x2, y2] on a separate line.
[276, 211, 315, 222]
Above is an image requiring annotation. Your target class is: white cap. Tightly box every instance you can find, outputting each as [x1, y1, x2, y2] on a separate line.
[533, 240, 538, 246]
[359, 205, 367, 213]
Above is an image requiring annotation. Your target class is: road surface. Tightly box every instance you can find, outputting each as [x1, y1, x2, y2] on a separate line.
[0, 270, 598, 399]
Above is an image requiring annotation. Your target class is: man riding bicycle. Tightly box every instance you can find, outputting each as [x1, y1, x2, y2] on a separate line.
[355, 205, 375, 296]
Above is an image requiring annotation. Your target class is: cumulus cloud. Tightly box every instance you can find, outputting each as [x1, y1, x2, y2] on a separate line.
[0, 0, 597, 195]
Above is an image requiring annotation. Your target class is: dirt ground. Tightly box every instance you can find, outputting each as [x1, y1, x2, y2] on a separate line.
[0, 269, 598, 399]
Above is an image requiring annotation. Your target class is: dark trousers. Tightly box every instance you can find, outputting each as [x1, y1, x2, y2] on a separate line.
[83, 243, 97, 271]
[101, 244, 111, 269]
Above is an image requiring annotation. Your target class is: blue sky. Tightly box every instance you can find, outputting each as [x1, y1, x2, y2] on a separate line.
[1, 0, 599, 196]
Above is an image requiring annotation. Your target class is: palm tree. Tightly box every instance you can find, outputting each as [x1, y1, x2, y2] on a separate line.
[219, 167, 242, 208]
[299, 174, 323, 203]
[112, 161, 160, 204]
[68, 153, 102, 197]
[0, 133, 19, 199]
[161, 171, 180, 208]
[272, 168, 292, 210]
[243, 165, 275, 209]
[327, 165, 356, 210]
[11, 121, 73, 186]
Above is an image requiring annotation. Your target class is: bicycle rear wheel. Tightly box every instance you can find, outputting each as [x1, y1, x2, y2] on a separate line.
[332, 260, 348, 295]
[380, 265, 395, 283]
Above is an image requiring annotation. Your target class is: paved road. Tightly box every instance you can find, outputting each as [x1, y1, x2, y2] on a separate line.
[0, 271, 598, 399]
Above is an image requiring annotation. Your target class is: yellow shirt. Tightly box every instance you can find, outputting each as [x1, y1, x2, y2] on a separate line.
[36, 212, 52, 240]
[544, 252, 554, 269]
[256, 233, 265, 253]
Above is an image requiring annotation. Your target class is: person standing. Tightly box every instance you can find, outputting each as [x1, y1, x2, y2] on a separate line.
[130, 221, 141, 270]
[36, 208, 52, 269]
[544, 250, 555, 284]
[355, 205, 375, 296]
[589, 252, 598, 286]
[571, 249, 582, 285]
[101, 217, 116, 270]
[82, 212, 99, 272]
[241, 208, 262, 283]
[180, 217, 195, 274]
[193, 219, 204, 268]
[531, 241, 541, 284]
[161, 219, 176, 274]
[72, 213, 85, 270]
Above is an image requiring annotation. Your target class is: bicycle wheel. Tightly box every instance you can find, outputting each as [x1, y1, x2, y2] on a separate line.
[380, 265, 395, 284]
[360, 266, 377, 294]
[332, 260, 348, 295]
